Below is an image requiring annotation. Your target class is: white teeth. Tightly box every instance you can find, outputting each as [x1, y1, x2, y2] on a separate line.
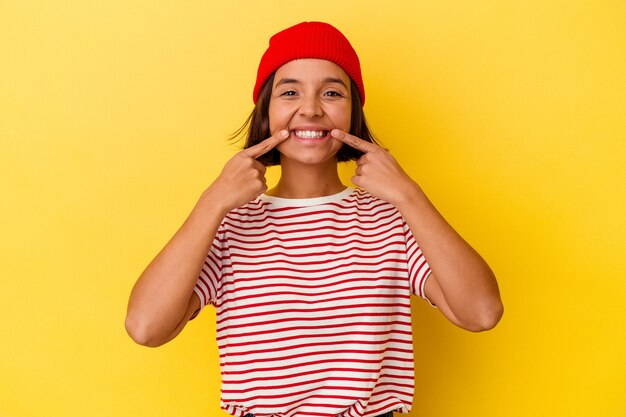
[294, 130, 327, 139]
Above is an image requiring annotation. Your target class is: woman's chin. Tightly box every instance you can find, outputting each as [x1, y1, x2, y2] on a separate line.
[279, 151, 339, 166]
[277, 142, 342, 166]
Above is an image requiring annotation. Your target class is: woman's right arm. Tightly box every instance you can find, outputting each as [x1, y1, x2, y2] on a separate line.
[124, 130, 289, 347]
[124, 188, 228, 347]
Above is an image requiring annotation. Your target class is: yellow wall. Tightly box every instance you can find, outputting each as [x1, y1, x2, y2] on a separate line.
[1, 1, 624, 416]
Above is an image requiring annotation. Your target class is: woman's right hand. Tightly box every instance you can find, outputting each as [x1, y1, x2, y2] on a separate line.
[207, 129, 289, 212]
[125, 130, 290, 347]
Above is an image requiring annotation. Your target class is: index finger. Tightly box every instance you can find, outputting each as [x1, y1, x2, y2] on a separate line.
[331, 129, 378, 153]
[244, 129, 290, 159]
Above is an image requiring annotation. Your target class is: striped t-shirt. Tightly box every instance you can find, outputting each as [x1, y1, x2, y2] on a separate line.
[193, 187, 435, 417]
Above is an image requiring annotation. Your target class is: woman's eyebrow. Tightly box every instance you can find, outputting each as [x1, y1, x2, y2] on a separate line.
[275, 78, 299, 87]
[322, 77, 348, 88]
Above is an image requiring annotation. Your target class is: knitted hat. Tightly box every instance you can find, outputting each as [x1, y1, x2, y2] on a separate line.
[253, 21, 365, 105]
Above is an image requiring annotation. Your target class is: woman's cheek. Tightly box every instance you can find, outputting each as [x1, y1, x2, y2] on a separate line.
[276, 141, 288, 154]
[330, 138, 344, 154]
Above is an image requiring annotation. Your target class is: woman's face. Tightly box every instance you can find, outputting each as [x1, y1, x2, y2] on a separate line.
[268, 58, 352, 165]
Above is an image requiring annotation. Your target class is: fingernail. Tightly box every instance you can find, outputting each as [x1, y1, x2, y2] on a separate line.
[280, 130, 289, 138]
[331, 129, 341, 137]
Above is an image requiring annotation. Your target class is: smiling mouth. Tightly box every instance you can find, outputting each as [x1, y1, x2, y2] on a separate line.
[292, 130, 329, 139]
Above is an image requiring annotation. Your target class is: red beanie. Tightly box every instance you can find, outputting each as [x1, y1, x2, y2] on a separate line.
[253, 21, 365, 105]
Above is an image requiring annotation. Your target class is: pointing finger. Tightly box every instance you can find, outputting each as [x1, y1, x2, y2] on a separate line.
[245, 130, 290, 159]
[331, 129, 378, 153]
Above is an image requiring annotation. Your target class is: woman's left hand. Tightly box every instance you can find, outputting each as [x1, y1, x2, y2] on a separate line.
[331, 129, 419, 207]
[333, 129, 503, 332]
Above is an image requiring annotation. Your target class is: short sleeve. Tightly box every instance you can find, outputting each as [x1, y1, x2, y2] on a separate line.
[402, 221, 437, 308]
[190, 229, 223, 319]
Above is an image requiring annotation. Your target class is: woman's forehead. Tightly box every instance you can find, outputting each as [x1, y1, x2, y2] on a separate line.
[273, 59, 350, 84]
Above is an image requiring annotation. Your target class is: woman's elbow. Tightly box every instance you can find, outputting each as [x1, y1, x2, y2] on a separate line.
[124, 314, 168, 348]
[468, 299, 504, 332]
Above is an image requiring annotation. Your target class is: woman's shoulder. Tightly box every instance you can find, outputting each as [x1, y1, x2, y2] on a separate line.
[335, 188, 400, 218]
[346, 187, 395, 207]
[223, 197, 270, 221]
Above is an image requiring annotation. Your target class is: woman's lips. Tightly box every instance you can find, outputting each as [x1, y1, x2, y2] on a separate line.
[293, 129, 328, 139]
[290, 129, 331, 143]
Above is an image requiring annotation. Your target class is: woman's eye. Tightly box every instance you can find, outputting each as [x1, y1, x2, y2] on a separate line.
[281, 90, 297, 96]
[324, 91, 342, 97]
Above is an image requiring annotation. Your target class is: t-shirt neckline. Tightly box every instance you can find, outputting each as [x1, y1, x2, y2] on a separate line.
[259, 187, 354, 207]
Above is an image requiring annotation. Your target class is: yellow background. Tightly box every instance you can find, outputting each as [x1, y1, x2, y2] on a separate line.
[1, 1, 624, 416]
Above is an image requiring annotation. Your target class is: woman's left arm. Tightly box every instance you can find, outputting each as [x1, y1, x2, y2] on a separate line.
[331, 129, 504, 332]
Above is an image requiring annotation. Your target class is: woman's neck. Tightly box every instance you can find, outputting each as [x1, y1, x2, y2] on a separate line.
[266, 158, 346, 199]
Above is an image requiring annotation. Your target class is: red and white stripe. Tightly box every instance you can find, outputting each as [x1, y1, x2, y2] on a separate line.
[193, 187, 433, 417]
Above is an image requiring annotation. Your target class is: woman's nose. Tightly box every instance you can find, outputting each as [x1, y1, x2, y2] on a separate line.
[298, 95, 323, 117]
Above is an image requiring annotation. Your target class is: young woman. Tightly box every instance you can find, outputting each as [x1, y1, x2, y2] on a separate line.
[125, 21, 503, 417]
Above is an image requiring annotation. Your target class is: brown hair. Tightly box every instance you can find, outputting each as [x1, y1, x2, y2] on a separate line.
[232, 72, 382, 166]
